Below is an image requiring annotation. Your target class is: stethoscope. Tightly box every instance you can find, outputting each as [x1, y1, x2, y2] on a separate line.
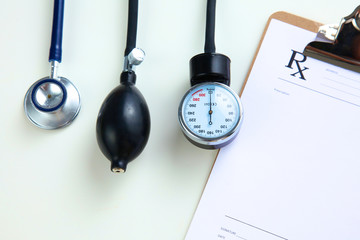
[178, 0, 244, 149]
[96, 0, 151, 173]
[24, 0, 80, 130]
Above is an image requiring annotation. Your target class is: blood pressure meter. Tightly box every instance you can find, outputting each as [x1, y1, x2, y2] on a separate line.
[179, 82, 243, 149]
[178, 0, 243, 149]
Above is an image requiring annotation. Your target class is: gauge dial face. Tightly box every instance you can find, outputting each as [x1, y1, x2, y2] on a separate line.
[179, 82, 243, 148]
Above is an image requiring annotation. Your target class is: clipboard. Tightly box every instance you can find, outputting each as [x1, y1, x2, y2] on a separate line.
[241, 6, 360, 98]
[185, 9, 360, 240]
[204, 11, 322, 198]
[239, 11, 321, 97]
[304, 5, 360, 73]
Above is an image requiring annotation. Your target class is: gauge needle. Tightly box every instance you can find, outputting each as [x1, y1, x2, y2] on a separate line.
[209, 90, 213, 125]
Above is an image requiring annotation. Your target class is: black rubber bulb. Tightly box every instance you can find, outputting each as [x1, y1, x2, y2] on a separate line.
[96, 71, 150, 173]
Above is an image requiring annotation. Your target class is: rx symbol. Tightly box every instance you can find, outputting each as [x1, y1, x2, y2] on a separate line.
[285, 50, 309, 80]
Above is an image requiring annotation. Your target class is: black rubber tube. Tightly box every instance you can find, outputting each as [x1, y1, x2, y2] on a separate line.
[204, 0, 216, 53]
[124, 0, 138, 56]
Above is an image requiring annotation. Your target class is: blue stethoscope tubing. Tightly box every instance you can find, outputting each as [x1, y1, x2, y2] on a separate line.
[49, 0, 64, 63]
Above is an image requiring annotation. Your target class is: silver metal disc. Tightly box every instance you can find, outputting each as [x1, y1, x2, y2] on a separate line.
[33, 81, 64, 110]
[24, 77, 81, 130]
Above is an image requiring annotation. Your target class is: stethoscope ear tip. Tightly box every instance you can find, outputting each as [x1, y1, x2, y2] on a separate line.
[24, 76, 81, 130]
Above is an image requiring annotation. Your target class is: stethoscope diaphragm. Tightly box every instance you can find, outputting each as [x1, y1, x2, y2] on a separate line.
[24, 76, 80, 130]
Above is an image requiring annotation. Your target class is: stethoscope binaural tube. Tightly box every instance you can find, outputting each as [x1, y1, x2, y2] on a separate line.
[96, 0, 151, 173]
[24, 0, 80, 130]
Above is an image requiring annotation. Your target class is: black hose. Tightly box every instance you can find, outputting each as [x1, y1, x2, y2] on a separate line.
[124, 0, 138, 56]
[204, 0, 216, 53]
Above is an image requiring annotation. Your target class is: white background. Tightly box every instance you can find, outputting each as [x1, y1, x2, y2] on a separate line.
[0, 0, 358, 239]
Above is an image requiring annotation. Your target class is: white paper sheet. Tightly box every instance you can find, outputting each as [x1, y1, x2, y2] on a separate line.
[185, 19, 360, 240]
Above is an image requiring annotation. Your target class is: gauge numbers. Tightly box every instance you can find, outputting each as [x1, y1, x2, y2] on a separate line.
[179, 82, 243, 148]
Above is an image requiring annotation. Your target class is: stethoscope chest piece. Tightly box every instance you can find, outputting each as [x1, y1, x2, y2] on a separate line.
[24, 0, 81, 130]
[24, 76, 80, 129]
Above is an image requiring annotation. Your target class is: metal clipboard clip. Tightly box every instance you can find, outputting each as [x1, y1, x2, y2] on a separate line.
[304, 5, 360, 73]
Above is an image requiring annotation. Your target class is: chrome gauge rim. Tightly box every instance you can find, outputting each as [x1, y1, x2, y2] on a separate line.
[178, 82, 244, 149]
